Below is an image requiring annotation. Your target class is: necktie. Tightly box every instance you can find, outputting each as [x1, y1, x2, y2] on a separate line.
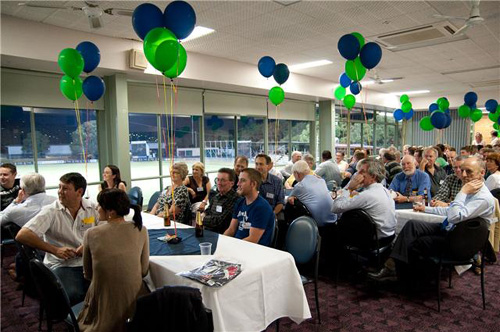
[404, 176, 412, 196]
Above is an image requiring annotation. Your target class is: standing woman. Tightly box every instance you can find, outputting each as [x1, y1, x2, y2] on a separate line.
[78, 189, 149, 332]
[485, 153, 500, 190]
[150, 162, 191, 223]
[184, 162, 212, 212]
[99, 165, 127, 192]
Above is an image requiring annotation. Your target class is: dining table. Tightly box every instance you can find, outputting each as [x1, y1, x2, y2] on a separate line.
[142, 213, 312, 332]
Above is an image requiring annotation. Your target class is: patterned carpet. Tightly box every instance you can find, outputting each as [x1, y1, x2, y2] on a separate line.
[2, 244, 499, 332]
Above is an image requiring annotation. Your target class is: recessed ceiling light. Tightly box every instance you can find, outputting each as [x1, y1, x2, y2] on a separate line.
[389, 90, 430, 96]
[181, 26, 215, 42]
[289, 60, 332, 71]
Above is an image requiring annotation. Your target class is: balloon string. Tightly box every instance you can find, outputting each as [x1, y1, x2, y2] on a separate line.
[85, 103, 90, 165]
[275, 106, 279, 160]
[155, 75, 161, 105]
[170, 80, 175, 168]
[73, 95, 87, 178]
[162, 76, 171, 166]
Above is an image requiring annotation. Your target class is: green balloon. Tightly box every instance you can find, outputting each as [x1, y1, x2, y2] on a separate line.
[458, 104, 471, 118]
[163, 43, 187, 79]
[334, 86, 346, 100]
[438, 98, 450, 111]
[488, 111, 499, 122]
[60, 75, 83, 101]
[154, 39, 179, 72]
[400, 94, 409, 104]
[401, 101, 412, 113]
[269, 86, 285, 106]
[494, 123, 499, 130]
[497, 105, 500, 113]
[420, 116, 434, 131]
[343, 94, 356, 110]
[470, 108, 482, 122]
[345, 57, 366, 82]
[144, 28, 177, 70]
[351, 32, 365, 48]
[58, 48, 84, 78]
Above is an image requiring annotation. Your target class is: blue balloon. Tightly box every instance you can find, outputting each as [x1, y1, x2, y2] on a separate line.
[76, 41, 100, 73]
[132, 3, 164, 40]
[429, 103, 439, 112]
[339, 73, 351, 88]
[464, 91, 478, 107]
[404, 109, 414, 120]
[486, 99, 499, 112]
[258, 56, 276, 78]
[350, 81, 362, 95]
[83, 76, 105, 101]
[273, 63, 290, 85]
[443, 112, 452, 128]
[431, 111, 447, 129]
[393, 109, 404, 121]
[359, 42, 382, 69]
[337, 34, 360, 60]
[164, 1, 196, 40]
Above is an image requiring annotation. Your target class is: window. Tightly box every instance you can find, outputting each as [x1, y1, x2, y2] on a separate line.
[291, 120, 311, 154]
[268, 119, 289, 166]
[237, 116, 264, 160]
[204, 115, 235, 173]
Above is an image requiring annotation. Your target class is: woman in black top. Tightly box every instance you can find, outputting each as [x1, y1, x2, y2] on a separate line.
[184, 162, 212, 212]
[99, 165, 127, 192]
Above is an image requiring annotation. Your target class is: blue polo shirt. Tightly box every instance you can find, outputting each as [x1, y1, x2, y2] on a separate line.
[389, 169, 431, 196]
[232, 196, 274, 246]
[258, 173, 285, 209]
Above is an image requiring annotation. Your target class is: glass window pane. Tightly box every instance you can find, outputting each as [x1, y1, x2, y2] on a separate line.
[362, 123, 374, 155]
[129, 113, 160, 178]
[204, 115, 235, 173]
[237, 116, 264, 160]
[375, 124, 386, 153]
[160, 115, 201, 175]
[335, 121, 348, 156]
[349, 122, 362, 155]
[291, 121, 311, 154]
[0, 105, 35, 174]
[268, 119, 289, 165]
[387, 125, 396, 147]
[34, 108, 99, 187]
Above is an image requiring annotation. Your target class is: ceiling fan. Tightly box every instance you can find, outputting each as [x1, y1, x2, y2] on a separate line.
[18, 1, 133, 29]
[433, 0, 484, 35]
[367, 71, 402, 85]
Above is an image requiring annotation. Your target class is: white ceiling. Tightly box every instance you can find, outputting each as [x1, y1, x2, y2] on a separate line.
[1, 0, 499, 97]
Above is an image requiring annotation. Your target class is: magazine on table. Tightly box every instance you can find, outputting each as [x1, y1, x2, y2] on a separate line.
[178, 259, 242, 287]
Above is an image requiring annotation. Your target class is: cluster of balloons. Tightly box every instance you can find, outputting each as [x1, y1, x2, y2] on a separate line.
[420, 97, 452, 131]
[207, 115, 224, 131]
[258, 56, 290, 106]
[393, 94, 414, 122]
[58, 41, 105, 102]
[335, 32, 382, 110]
[457, 91, 482, 123]
[484, 98, 500, 130]
[133, 1, 196, 79]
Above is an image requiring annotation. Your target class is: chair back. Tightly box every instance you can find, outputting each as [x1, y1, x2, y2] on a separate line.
[284, 198, 312, 224]
[29, 259, 79, 329]
[128, 187, 143, 209]
[286, 216, 319, 264]
[337, 209, 378, 250]
[490, 188, 500, 201]
[445, 218, 490, 261]
[270, 218, 279, 248]
[326, 180, 338, 191]
[147, 191, 161, 212]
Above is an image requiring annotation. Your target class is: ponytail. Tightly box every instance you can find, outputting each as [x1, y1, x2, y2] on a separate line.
[130, 204, 143, 231]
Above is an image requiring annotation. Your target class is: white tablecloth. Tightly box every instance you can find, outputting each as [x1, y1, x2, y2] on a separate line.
[395, 209, 445, 234]
[142, 213, 311, 332]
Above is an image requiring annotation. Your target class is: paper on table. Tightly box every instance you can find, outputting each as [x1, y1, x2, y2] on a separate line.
[178, 259, 242, 287]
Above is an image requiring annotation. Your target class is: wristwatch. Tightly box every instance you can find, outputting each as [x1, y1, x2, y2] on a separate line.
[406, 196, 410, 203]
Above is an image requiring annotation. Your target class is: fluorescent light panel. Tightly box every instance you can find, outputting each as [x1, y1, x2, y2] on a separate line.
[182, 26, 215, 42]
[389, 90, 430, 96]
[289, 60, 332, 70]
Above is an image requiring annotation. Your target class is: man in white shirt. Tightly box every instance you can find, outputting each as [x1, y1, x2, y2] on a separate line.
[16, 172, 99, 304]
[281, 151, 302, 178]
[336, 151, 349, 175]
[0, 173, 56, 227]
[332, 157, 396, 240]
[491, 130, 499, 146]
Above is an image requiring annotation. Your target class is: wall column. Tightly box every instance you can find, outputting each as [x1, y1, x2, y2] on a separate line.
[318, 100, 335, 155]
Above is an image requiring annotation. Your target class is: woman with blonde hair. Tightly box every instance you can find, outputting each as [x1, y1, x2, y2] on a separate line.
[184, 162, 212, 212]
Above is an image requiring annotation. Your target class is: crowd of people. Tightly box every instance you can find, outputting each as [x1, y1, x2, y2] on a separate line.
[1, 130, 500, 330]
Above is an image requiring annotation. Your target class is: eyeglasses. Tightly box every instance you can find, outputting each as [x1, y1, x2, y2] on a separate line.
[216, 178, 229, 183]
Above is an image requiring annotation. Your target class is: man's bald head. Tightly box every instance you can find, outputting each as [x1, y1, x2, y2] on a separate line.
[461, 157, 485, 184]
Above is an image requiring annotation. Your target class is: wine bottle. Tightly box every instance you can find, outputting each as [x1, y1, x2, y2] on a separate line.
[423, 188, 429, 207]
[195, 211, 203, 237]
[163, 203, 171, 227]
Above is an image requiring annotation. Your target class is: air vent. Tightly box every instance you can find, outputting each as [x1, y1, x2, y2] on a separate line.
[129, 49, 148, 70]
[469, 80, 500, 88]
[373, 21, 466, 52]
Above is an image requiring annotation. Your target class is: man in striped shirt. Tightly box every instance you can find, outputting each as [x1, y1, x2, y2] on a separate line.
[431, 156, 465, 207]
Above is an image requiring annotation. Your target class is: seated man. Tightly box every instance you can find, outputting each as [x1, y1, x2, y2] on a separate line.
[331, 157, 396, 241]
[316, 150, 342, 186]
[431, 156, 465, 207]
[224, 168, 274, 246]
[281, 151, 302, 179]
[255, 154, 285, 218]
[389, 155, 431, 204]
[370, 157, 495, 281]
[232, 155, 248, 191]
[16, 172, 99, 305]
[202, 168, 238, 234]
[420, 147, 447, 197]
[285, 154, 315, 189]
[0, 163, 20, 211]
[0, 173, 56, 227]
[336, 151, 349, 175]
[288, 160, 337, 227]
